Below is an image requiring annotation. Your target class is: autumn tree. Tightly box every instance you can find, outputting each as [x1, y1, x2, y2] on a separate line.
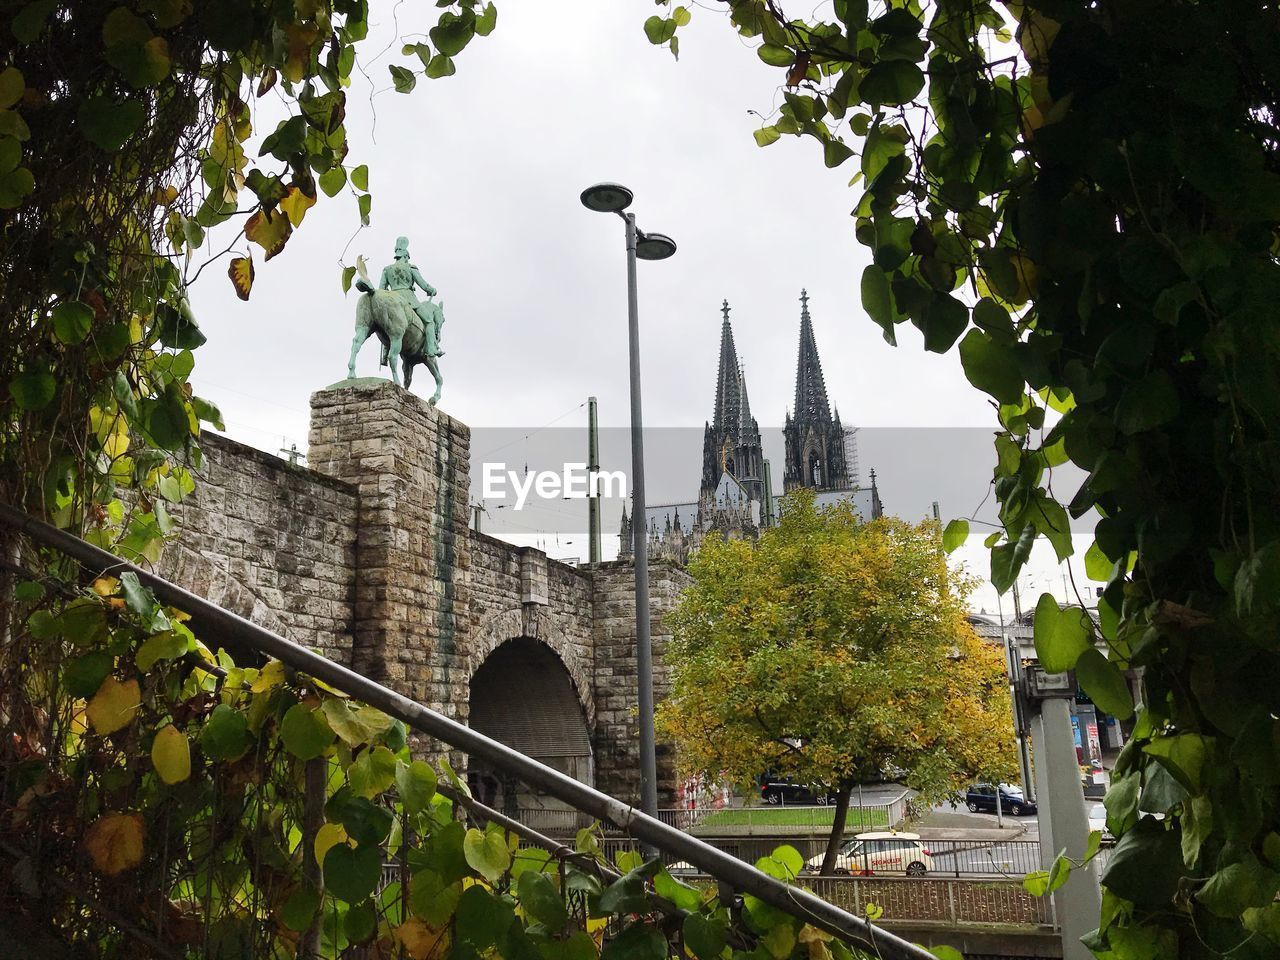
[658, 491, 1016, 874]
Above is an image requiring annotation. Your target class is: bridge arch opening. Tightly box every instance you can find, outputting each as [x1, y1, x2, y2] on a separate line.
[468, 637, 593, 827]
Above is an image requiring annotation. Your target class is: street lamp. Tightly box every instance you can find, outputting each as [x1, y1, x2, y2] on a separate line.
[580, 182, 676, 821]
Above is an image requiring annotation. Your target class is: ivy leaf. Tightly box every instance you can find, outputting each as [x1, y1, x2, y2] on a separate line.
[86, 677, 140, 735]
[959, 329, 1023, 404]
[602, 923, 667, 960]
[426, 54, 456, 79]
[1198, 859, 1280, 917]
[280, 703, 336, 760]
[430, 11, 475, 57]
[860, 60, 924, 106]
[63, 651, 114, 699]
[1075, 648, 1133, 720]
[455, 884, 514, 948]
[341, 795, 394, 846]
[389, 64, 417, 93]
[1032, 594, 1091, 672]
[1114, 371, 1179, 434]
[349, 744, 397, 798]
[1144, 733, 1209, 792]
[942, 518, 969, 553]
[259, 115, 306, 160]
[52, 301, 94, 344]
[654, 868, 702, 912]
[12, 0, 57, 43]
[463, 826, 511, 884]
[145, 390, 190, 451]
[227, 256, 254, 300]
[1101, 816, 1185, 906]
[517, 869, 566, 928]
[78, 97, 146, 151]
[358, 192, 372, 225]
[324, 843, 382, 904]
[281, 883, 323, 932]
[135, 629, 191, 672]
[683, 914, 727, 960]
[151, 724, 192, 784]
[9, 365, 56, 410]
[245, 207, 292, 261]
[0, 67, 24, 109]
[319, 165, 347, 197]
[409, 869, 461, 925]
[201, 703, 251, 761]
[823, 139, 854, 168]
[321, 698, 392, 745]
[753, 125, 781, 148]
[918, 292, 968, 353]
[756, 43, 793, 67]
[395, 759, 437, 815]
[475, 3, 497, 36]
[84, 812, 145, 876]
[351, 164, 369, 191]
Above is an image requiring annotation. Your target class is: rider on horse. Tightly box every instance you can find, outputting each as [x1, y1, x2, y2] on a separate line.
[376, 236, 443, 358]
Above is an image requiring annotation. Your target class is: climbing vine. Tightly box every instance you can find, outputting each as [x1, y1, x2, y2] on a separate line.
[3, 558, 878, 959]
[646, 0, 1280, 956]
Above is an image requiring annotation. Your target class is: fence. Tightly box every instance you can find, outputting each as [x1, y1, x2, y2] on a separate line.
[599, 836, 1113, 880]
[513, 799, 908, 837]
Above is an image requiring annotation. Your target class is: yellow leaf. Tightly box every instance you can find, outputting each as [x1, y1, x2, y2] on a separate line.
[227, 255, 254, 301]
[152, 724, 191, 784]
[245, 207, 292, 261]
[86, 677, 140, 735]
[314, 822, 350, 865]
[250, 660, 285, 693]
[103, 428, 130, 459]
[152, 185, 178, 206]
[396, 918, 450, 960]
[84, 812, 145, 875]
[280, 186, 316, 228]
[92, 577, 119, 597]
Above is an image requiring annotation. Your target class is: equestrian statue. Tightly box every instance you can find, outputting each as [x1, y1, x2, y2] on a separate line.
[346, 236, 445, 404]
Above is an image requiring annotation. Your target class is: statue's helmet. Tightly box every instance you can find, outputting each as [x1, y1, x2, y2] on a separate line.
[394, 236, 411, 258]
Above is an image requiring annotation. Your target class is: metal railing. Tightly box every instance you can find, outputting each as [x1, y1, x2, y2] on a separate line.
[515, 801, 905, 837]
[0, 503, 938, 960]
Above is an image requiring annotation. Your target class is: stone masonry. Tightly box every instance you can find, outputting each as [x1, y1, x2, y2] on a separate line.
[164, 379, 689, 804]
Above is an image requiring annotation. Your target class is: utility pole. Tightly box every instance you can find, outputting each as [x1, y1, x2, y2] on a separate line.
[762, 458, 776, 527]
[587, 396, 601, 565]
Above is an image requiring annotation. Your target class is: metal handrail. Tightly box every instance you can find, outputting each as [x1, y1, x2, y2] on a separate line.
[0, 502, 936, 960]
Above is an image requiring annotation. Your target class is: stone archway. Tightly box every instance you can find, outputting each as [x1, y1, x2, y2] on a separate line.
[467, 636, 593, 830]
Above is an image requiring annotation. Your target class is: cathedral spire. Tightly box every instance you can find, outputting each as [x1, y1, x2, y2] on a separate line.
[793, 288, 832, 424]
[701, 300, 765, 500]
[713, 299, 741, 432]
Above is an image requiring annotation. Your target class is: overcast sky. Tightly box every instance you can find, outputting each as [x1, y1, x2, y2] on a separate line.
[186, 0, 1088, 613]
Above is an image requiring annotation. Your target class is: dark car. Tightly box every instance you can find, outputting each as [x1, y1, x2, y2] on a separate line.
[965, 783, 1037, 816]
[760, 776, 832, 805]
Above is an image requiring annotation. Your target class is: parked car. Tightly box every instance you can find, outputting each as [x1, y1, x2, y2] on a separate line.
[806, 832, 935, 877]
[759, 776, 832, 805]
[965, 783, 1037, 816]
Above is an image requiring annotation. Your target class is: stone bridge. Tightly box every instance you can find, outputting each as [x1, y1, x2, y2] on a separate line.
[164, 379, 689, 808]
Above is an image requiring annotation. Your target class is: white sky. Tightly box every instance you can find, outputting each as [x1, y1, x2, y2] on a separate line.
[184, 0, 1086, 610]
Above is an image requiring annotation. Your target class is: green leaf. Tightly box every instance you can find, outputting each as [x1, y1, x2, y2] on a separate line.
[395, 759, 437, 814]
[63, 651, 114, 699]
[119, 571, 156, 617]
[430, 11, 476, 57]
[191, 396, 224, 431]
[683, 914, 727, 960]
[1023, 869, 1049, 896]
[135, 630, 191, 672]
[463, 826, 511, 884]
[823, 139, 854, 168]
[517, 869, 566, 928]
[942, 518, 968, 553]
[319, 165, 347, 197]
[919, 292, 968, 353]
[51, 301, 94, 344]
[259, 116, 306, 160]
[1143, 733, 1209, 792]
[13, 0, 56, 43]
[280, 703, 336, 760]
[958, 329, 1023, 404]
[78, 97, 146, 151]
[455, 885, 514, 948]
[281, 883, 323, 932]
[1084, 541, 1114, 582]
[860, 60, 925, 106]
[341, 265, 356, 293]
[756, 43, 793, 67]
[926, 947, 964, 960]
[475, 3, 498, 37]
[1196, 859, 1280, 917]
[425, 54, 456, 79]
[409, 869, 462, 925]
[654, 868, 702, 912]
[344, 900, 376, 943]
[9, 366, 55, 410]
[1114, 371, 1179, 434]
[1100, 816, 1186, 906]
[321, 699, 392, 745]
[861, 265, 895, 341]
[0, 68, 23, 110]
[644, 16, 677, 45]
[201, 703, 251, 761]
[341, 795, 395, 846]
[602, 923, 666, 960]
[1032, 594, 1092, 673]
[1075, 648, 1133, 721]
[324, 843, 382, 903]
[145, 391, 189, 451]
[389, 64, 417, 93]
[349, 744, 397, 798]
[753, 125, 781, 148]
[358, 192, 372, 225]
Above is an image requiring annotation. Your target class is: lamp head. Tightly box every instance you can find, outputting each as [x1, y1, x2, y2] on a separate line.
[580, 182, 634, 213]
[636, 231, 677, 261]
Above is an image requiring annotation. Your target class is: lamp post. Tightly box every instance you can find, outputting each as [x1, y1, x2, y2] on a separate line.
[580, 182, 676, 820]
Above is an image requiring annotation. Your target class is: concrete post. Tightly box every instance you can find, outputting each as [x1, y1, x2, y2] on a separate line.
[1031, 696, 1101, 959]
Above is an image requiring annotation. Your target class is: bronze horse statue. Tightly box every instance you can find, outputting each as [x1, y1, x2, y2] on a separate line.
[346, 257, 444, 404]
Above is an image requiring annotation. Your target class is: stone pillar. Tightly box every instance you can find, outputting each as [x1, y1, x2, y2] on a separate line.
[307, 379, 472, 723]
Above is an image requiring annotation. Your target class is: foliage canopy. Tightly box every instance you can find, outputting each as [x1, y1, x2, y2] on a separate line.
[648, 0, 1280, 952]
